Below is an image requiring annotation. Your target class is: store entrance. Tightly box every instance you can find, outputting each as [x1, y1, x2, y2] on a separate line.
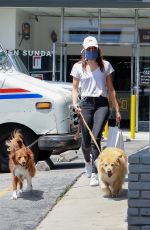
[138, 45, 150, 131]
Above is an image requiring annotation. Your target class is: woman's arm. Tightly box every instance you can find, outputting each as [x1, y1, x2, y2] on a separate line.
[72, 77, 81, 113]
[106, 74, 121, 123]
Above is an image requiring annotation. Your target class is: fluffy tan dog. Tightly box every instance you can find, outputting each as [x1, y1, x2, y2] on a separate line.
[97, 147, 127, 197]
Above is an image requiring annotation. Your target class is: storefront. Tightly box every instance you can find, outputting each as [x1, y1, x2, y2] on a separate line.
[62, 8, 150, 131]
[0, 1, 150, 130]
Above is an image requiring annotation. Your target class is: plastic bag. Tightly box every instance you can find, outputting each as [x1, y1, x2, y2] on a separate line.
[106, 126, 124, 150]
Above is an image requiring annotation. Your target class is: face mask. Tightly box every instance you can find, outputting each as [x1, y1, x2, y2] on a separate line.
[84, 50, 98, 60]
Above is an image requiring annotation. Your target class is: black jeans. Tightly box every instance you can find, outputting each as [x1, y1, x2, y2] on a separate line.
[80, 95, 109, 174]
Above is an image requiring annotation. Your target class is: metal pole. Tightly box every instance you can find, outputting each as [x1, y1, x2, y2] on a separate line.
[104, 121, 108, 138]
[131, 45, 134, 95]
[64, 44, 67, 82]
[98, 9, 101, 42]
[149, 93, 150, 153]
[52, 42, 56, 81]
[135, 9, 139, 132]
[136, 44, 139, 132]
[130, 95, 136, 139]
[60, 8, 64, 81]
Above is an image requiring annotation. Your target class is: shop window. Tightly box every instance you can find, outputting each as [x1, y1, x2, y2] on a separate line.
[100, 18, 135, 43]
[139, 87, 149, 121]
[64, 17, 98, 42]
[19, 51, 60, 81]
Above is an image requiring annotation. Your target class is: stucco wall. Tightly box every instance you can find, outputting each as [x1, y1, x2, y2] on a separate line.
[15, 9, 33, 50]
[0, 8, 16, 49]
[32, 16, 61, 52]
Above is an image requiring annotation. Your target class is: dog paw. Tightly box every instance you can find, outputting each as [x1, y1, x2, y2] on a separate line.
[102, 187, 111, 196]
[17, 189, 23, 197]
[103, 194, 111, 198]
[111, 189, 121, 198]
[26, 186, 32, 191]
[11, 195, 18, 200]
[111, 194, 119, 198]
[11, 191, 18, 200]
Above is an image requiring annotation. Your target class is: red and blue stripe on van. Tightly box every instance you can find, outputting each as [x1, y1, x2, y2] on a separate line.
[0, 88, 43, 99]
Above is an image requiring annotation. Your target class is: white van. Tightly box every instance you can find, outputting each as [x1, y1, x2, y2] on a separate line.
[0, 46, 80, 172]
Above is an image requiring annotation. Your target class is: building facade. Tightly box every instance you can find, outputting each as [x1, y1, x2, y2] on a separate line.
[0, 0, 150, 130]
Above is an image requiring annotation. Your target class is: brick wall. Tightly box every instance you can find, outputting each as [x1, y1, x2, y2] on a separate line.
[128, 147, 150, 230]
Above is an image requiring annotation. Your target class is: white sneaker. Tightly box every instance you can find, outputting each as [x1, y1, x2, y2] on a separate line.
[90, 173, 99, 186]
[85, 161, 92, 178]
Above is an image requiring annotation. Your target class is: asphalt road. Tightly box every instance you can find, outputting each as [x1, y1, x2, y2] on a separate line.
[0, 157, 84, 230]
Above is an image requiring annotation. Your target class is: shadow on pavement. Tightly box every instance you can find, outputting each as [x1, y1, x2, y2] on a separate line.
[52, 162, 85, 170]
[106, 188, 128, 201]
[20, 190, 44, 201]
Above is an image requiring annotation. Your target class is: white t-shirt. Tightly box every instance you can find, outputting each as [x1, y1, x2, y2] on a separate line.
[70, 60, 114, 98]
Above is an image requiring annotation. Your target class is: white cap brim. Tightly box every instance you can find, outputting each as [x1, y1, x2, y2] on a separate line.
[83, 43, 98, 49]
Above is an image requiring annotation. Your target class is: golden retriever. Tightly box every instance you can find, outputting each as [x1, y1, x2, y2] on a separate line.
[97, 147, 127, 197]
[5, 130, 36, 200]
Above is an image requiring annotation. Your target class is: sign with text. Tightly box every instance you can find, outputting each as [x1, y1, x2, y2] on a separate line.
[140, 68, 150, 85]
[32, 56, 41, 69]
[139, 29, 150, 43]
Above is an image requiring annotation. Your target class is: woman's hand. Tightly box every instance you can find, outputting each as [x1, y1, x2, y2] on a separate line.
[116, 111, 121, 124]
[73, 104, 82, 114]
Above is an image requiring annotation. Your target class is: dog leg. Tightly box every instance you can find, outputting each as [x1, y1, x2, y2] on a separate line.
[100, 180, 111, 197]
[12, 176, 18, 200]
[26, 174, 32, 191]
[111, 179, 123, 197]
[18, 179, 23, 197]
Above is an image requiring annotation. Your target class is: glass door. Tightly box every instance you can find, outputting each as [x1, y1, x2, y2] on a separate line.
[138, 45, 150, 131]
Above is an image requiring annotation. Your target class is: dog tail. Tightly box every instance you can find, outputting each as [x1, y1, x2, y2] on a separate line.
[5, 129, 24, 152]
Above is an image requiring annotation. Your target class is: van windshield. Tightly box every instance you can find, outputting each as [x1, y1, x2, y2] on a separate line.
[8, 54, 29, 75]
[0, 46, 12, 71]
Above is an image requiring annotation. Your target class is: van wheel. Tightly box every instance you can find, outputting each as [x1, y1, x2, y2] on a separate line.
[0, 126, 39, 173]
[38, 150, 52, 161]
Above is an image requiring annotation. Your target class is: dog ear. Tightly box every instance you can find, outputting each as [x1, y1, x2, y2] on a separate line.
[5, 140, 11, 152]
[99, 157, 104, 164]
[17, 140, 24, 148]
[116, 155, 124, 165]
[11, 151, 17, 164]
[26, 148, 34, 160]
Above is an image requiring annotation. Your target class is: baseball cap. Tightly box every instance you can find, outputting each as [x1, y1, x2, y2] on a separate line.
[82, 36, 98, 49]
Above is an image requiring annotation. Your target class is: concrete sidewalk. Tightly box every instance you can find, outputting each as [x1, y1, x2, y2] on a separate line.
[36, 131, 149, 230]
[37, 174, 128, 230]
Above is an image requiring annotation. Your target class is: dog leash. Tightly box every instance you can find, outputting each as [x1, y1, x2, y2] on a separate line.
[79, 112, 101, 154]
[28, 112, 101, 154]
[27, 116, 71, 149]
[27, 129, 51, 149]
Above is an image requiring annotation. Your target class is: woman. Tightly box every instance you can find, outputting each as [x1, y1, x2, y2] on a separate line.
[71, 36, 121, 186]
